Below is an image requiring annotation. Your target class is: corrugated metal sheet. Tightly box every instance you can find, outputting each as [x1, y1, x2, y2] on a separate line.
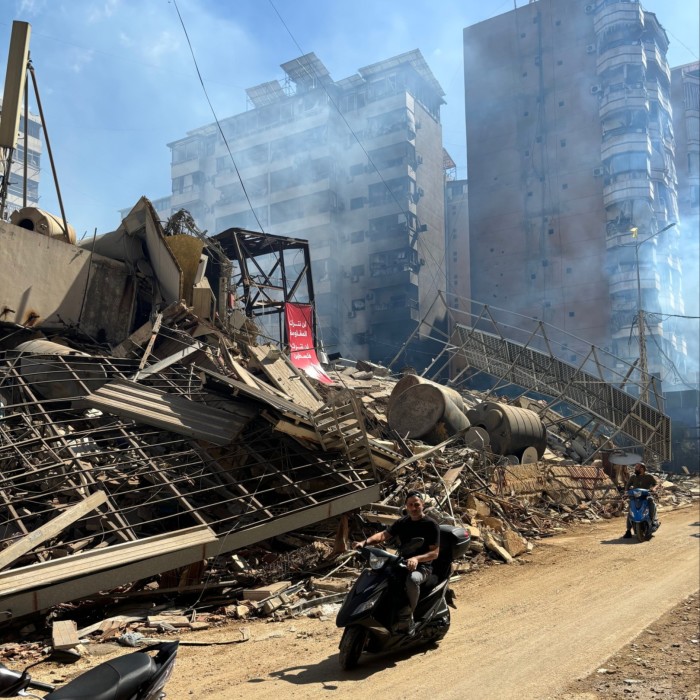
[82, 379, 256, 445]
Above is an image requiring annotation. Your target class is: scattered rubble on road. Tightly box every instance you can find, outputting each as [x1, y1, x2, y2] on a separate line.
[0, 198, 697, 662]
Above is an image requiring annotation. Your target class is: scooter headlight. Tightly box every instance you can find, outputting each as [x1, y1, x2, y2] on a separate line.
[369, 552, 387, 570]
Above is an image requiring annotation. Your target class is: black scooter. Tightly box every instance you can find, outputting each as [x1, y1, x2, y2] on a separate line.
[336, 524, 470, 669]
[0, 641, 178, 699]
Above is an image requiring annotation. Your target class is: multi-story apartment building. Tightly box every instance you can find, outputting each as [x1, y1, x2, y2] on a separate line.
[167, 50, 447, 364]
[463, 0, 690, 387]
[445, 175, 470, 309]
[671, 61, 700, 384]
[0, 98, 41, 218]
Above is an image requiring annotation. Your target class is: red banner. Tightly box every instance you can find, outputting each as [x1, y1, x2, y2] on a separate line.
[285, 303, 333, 385]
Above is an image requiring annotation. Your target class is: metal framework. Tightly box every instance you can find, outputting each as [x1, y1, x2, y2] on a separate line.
[395, 291, 672, 463]
[0, 348, 377, 603]
[213, 228, 316, 348]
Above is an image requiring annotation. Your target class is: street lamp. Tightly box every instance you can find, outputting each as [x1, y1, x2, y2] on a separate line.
[620, 221, 677, 403]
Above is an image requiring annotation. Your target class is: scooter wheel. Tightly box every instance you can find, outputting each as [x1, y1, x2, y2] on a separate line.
[635, 521, 652, 542]
[339, 626, 367, 670]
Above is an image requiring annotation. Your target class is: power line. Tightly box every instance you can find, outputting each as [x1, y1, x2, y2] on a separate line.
[172, 0, 265, 233]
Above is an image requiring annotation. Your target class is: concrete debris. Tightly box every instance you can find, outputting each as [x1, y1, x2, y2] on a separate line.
[0, 198, 696, 653]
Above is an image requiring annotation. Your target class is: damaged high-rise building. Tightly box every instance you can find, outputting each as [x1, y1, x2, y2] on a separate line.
[166, 50, 448, 365]
[0, 97, 41, 218]
[463, 0, 696, 391]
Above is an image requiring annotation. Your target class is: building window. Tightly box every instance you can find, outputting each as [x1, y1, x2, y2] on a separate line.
[569, 311, 575, 317]
[350, 197, 365, 210]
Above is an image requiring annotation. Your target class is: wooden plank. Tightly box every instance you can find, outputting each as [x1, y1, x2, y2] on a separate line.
[52, 620, 80, 650]
[0, 491, 108, 572]
[247, 344, 323, 411]
[0, 525, 217, 596]
[137, 312, 163, 370]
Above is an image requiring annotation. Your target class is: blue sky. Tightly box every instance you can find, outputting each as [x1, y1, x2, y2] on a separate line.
[1, 0, 698, 238]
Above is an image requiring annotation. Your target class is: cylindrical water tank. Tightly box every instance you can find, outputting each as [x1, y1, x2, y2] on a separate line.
[387, 383, 470, 444]
[15, 339, 107, 400]
[9, 207, 76, 245]
[389, 374, 464, 412]
[466, 402, 546, 459]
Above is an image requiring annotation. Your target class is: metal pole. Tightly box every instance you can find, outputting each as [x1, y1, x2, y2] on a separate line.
[635, 240, 649, 404]
[631, 222, 675, 405]
[27, 62, 70, 239]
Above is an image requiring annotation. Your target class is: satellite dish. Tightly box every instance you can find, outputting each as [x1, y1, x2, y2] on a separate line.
[608, 452, 642, 465]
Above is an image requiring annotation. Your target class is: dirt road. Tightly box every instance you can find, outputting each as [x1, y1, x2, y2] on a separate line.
[23, 506, 696, 699]
[150, 505, 697, 700]
[150, 504, 700, 700]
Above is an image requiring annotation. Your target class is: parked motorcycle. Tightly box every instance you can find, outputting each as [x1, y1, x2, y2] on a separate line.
[626, 488, 659, 542]
[336, 524, 470, 669]
[0, 641, 178, 699]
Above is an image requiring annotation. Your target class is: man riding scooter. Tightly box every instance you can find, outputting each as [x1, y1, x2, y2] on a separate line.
[353, 490, 440, 631]
[623, 461, 659, 538]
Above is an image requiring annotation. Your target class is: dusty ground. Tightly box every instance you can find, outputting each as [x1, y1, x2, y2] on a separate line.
[9, 505, 700, 699]
[562, 591, 699, 700]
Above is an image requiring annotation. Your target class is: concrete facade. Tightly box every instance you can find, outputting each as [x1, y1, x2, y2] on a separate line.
[463, 0, 689, 384]
[166, 51, 447, 365]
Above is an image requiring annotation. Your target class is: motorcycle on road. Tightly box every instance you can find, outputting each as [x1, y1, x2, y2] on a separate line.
[0, 641, 178, 699]
[336, 524, 470, 669]
[626, 488, 659, 542]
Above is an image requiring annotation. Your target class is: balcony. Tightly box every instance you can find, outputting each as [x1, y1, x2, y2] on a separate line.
[598, 85, 648, 120]
[596, 43, 646, 78]
[646, 80, 672, 116]
[603, 175, 654, 207]
[600, 131, 651, 161]
[366, 268, 419, 290]
[644, 44, 671, 84]
[609, 268, 661, 295]
[369, 301, 420, 324]
[594, 2, 644, 35]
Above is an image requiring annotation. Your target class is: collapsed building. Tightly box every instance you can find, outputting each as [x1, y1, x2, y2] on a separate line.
[0, 18, 687, 635]
[0, 197, 685, 630]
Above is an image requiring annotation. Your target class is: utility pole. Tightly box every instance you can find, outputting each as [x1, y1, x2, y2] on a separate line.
[628, 221, 677, 405]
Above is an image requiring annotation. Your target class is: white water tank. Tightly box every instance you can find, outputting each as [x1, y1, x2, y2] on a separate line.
[10, 207, 76, 245]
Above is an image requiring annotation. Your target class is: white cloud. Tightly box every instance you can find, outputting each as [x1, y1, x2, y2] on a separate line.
[68, 47, 94, 73]
[86, 0, 120, 24]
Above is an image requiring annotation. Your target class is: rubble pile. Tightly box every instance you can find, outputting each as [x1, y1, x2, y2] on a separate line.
[0, 198, 696, 658]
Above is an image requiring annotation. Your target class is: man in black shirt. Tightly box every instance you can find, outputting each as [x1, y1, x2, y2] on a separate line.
[623, 462, 659, 538]
[354, 490, 440, 629]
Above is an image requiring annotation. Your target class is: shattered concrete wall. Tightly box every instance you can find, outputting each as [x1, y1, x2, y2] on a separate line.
[0, 219, 135, 345]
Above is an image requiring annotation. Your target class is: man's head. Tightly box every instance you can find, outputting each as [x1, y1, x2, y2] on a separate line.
[634, 462, 646, 476]
[405, 490, 425, 521]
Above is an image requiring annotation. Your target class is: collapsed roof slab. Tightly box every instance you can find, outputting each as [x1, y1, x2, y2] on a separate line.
[0, 349, 381, 621]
